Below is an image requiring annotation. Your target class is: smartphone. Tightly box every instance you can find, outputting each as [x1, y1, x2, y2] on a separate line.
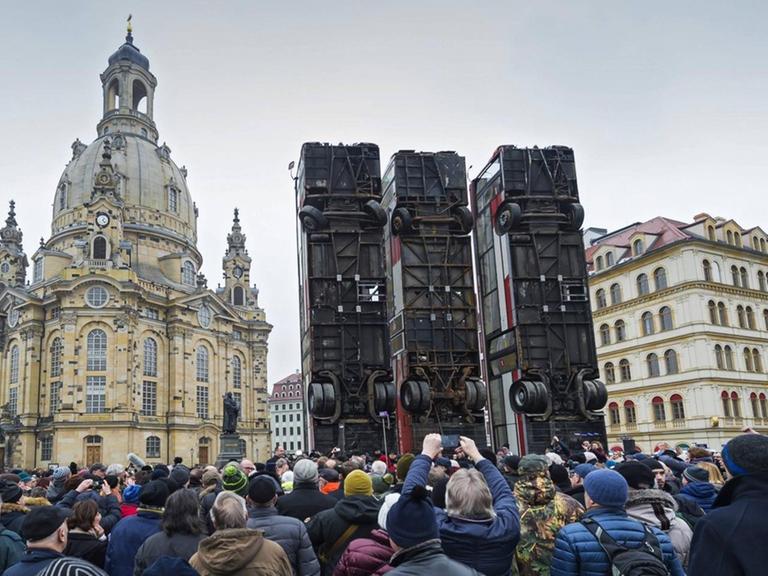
[442, 434, 460, 451]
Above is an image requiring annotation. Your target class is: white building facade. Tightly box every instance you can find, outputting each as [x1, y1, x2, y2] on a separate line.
[269, 372, 305, 454]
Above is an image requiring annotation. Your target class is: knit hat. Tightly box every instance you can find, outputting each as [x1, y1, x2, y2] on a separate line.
[38, 557, 109, 576]
[683, 466, 710, 483]
[377, 492, 400, 530]
[396, 453, 415, 481]
[52, 467, 71, 482]
[0, 479, 22, 503]
[21, 506, 70, 541]
[222, 464, 249, 496]
[18, 472, 32, 483]
[318, 468, 339, 483]
[248, 476, 277, 504]
[544, 452, 563, 467]
[293, 459, 319, 484]
[371, 475, 390, 495]
[122, 484, 141, 504]
[202, 469, 220, 487]
[170, 465, 190, 487]
[722, 433, 768, 476]
[386, 486, 439, 548]
[549, 464, 570, 490]
[583, 451, 598, 463]
[616, 461, 655, 489]
[573, 463, 596, 479]
[640, 459, 664, 472]
[344, 470, 373, 496]
[503, 454, 522, 471]
[139, 480, 170, 508]
[518, 455, 549, 477]
[584, 469, 628, 508]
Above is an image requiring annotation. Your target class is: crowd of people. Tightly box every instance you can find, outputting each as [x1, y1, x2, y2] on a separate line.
[0, 432, 764, 576]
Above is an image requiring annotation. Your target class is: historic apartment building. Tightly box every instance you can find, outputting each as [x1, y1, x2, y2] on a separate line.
[0, 28, 272, 468]
[586, 214, 768, 451]
[269, 372, 305, 454]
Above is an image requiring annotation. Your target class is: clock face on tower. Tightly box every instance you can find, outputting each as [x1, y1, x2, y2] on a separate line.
[233, 266, 244, 279]
[96, 213, 110, 228]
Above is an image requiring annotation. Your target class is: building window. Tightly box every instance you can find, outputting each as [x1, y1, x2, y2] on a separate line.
[740, 267, 749, 288]
[605, 252, 615, 266]
[196, 346, 209, 382]
[239, 438, 247, 456]
[746, 307, 756, 329]
[751, 393, 760, 417]
[641, 312, 654, 336]
[731, 265, 740, 287]
[708, 300, 718, 324]
[665, 349, 679, 374]
[718, 302, 728, 325]
[652, 396, 666, 421]
[737, 305, 746, 328]
[233, 392, 241, 409]
[764, 309, 768, 330]
[761, 394, 768, 418]
[233, 286, 245, 306]
[753, 349, 763, 373]
[758, 271, 766, 292]
[727, 230, 734, 245]
[595, 289, 607, 309]
[50, 338, 63, 377]
[142, 381, 157, 416]
[8, 387, 18, 416]
[33, 259, 43, 283]
[614, 320, 626, 342]
[9, 345, 19, 384]
[722, 391, 732, 417]
[197, 386, 209, 419]
[87, 329, 107, 371]
[41, 436, 53, 461]
[653, 268, 667, 290]
[86, 376, 106, 413]
[647, 353, 660, 377]
[231, 356, 242, 388]
[608, 402, 620, 425]
[0, 262, 8, 274]
[619, 359, 631, 381]
[745, 347, 754, 372]
[595, 256, 603, 271]
[707, 226, 716, 241]
[599, 324, 610, 346]
[86, 286, 109, 308]
[145, 308, 159, 320]
[731, 392, 741, 418]
[703, 260, 712, 282]
[182, 261, 196, 286]
[624, 401, 637, 423]
[659, 306, 673, 331]
[92, 236, 107, 260]
[636, 274, 649, 296]
[49, 381, 61, 415]
[715, 345, 724, 369]
[725, 345, 734, 370]
[168, 188, 178, 213]
[670, 394, 685, 420]
[146, 436, 161, 458]
[144, 338, 158, 377]
[604, 363, 615, 384]
[610, 283, 622, 305]
[633, 239, 644, 255]
[198, 305, 212, 328]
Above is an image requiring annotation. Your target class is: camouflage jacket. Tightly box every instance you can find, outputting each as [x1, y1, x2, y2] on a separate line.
[513, 473, 584, 576]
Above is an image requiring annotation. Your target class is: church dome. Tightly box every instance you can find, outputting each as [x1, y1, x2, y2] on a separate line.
[108, 33, 150, 71]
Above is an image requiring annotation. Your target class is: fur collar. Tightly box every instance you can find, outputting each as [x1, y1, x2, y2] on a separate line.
[626, 488, 677, 511]
[0, 502, 28, 514]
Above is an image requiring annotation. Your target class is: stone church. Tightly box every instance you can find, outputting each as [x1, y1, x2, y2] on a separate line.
[0, 28, 272, 468]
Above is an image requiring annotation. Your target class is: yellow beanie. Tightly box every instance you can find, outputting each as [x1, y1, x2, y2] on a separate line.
[344, 469, 373, 497]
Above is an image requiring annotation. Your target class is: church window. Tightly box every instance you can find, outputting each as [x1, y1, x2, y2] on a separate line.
[50, 338, 63, 377]
[196, 386, 209, 419]
[132, 80, 148, 113]
[232, 356, 242, 389]
[86, 286, 109, 309]
[233, 392, 241, 409]
[92, 236, 107, 260]
[86, 376, 106, 413]
[196, 346, 209, 382]
[9, 345, 19, 384]
[0, 262, 8, 274]
[142, 382, 157, 416]
[233, 286, 244, 306]
[8, 387, 17, 416]
[49, 382, 61, 415]
[144, 338, 157, 377]
[182, 261, 196, 286]
[41, 436, 53, 461]
[59, 184, 67, 211]
[168, 188, 178, 213]
[87, 329, 107, 371]
[107, 79, 120, 110]
[198, 305, 212, 328]
[145, 308, 159, 320]
[146, 436, 160, 458]
[33, 258, 43, 283]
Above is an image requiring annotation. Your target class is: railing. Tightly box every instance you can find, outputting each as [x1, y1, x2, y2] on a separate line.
[625, 422, 637, 431]
[672, 419, 686, 428]
[84, 259, 111, 268]
[654, 420, 668, 429]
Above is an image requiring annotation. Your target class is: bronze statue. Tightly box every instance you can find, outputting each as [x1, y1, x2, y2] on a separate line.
[222, 392, 240, 434]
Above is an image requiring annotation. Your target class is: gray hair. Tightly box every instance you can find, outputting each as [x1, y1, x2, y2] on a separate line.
[445, 468, 494, 520]
[371, 461, 387, 476]
[106, 463, 124, 476]
[211, 491, 247, 530]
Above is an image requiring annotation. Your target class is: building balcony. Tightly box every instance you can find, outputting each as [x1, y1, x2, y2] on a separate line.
[672, 419, 686, 428]
[654, 420, 668, 430]
[625, 422, 637, 431]
[84, 259, 112, 269]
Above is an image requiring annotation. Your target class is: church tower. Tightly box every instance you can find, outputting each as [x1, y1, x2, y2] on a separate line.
[0, 201, 27, 287]
[222, 209, 254, 307]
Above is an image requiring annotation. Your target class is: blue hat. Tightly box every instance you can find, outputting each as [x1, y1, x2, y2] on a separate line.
[573, 463, 596, 479]
[386, 485, 439, 548]
[123, 484, 141, 504]
[584, 469, 628, 508]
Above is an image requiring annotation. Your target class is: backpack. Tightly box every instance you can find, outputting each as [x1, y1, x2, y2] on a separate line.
[581, 517, 670, 576]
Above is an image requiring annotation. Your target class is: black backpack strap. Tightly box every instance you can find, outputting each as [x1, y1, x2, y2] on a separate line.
[639, 523, 664, 560]
[581, 517, 625, 559]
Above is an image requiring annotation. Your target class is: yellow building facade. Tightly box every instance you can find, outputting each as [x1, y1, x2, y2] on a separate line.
[0, 30, 271, 469]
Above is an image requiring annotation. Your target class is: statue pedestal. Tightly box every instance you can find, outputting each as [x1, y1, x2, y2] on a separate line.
[215, 434, 244, 469]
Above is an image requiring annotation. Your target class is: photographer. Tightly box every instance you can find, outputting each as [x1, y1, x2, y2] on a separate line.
[55, 477, 121, 534]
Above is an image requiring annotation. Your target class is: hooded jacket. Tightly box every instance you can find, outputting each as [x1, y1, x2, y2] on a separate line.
[386, 540, 480, 576]
[0, 522, 25, 573]
[0, 503, 28, 536]
[2, 549, 65, 576]
[624, 488, 692, 566]
[513, 472, 583, 576]
[46, 478, 69, 504]
[64, 531, 108, 568]
[134, 531, 205, 576]
[307, 496, 381, 576]
[333, 528, 393, 576]
[105, 508, 163, 576]
[56, 490, 122, 534]
[677, 481, 718, 513]
[189, 527, 292, 576]
[247, 506, 320, 576]
[277, 483, 337, 523]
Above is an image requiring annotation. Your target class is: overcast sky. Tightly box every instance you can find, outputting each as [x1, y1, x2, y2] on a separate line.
[1, 1, 766, 384]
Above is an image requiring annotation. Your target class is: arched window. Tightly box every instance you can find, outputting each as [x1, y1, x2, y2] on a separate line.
[760, 393, 768, 419]
[92, 236, 107, 260]
[9, 345, 19, 384]
[708, 300, 718, 324]
[615, 320, 626, 342]
[715, 345, 724, 369]
[758, 271, 766, 292]
[745, 348, 754, 372]
[232, 356, 242, 388]
[707, 225, 716, 241]
[87, 329, 107, 371]
[595, 256, 604, 271]
[722, 391, 732, 417]
[724, 345, 734, 370]
[718, 302, 728, 325]
[712, 260, 722, 282]
[168, 188, 178, 212]
[665, 349, 679, 374]
[604, 362, 615, 384]
[107, 78, 120, 110]
[608, 402, 620, 425]
[746, 306, 756, 329]
[633, 238, 644, 255]
[636, 273, 649, 296]
[647, 353, 660, 377]
[653, 268, 667, 290]
[740, 267, 749, 288]
[610, 283, 622, 305]
[762, 238, 767, 253]
[50, 337, 63, 377]
[619, 359, 631, 381]
[595, 289, 607, 309]
[146, 436, 161, 458]
[233, 286, 245, 306]
[606, 252, 615, 266]
[751, 393, 760, 418]
[731, 265, 740, 287]
[132, 79, 148, 113]
[659, 306, 673, 331]
[735, 232, 742, 247]
[641, 312, 654, 336]
[727, 230, 734, 245]
[182, 261, 196, 286]
[731, 392, 741, 418]
[599, 324, 610, 346]
[196, 346, 209, 382]
[652, 396, 666, 421]
[754, 237, 760, 250]
[753, 349, 763, 373]
[737, 305, 746, 328]
[703, 260, 712, 282]
[624, 400, 637, 423]
[144, 338, 157, 377]
[764, 309, 768, 330]
[670, 394, 685, 420]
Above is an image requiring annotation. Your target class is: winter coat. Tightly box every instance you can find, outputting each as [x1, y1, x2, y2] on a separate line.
[624, 488, 692, 566]
[0, 503, 28, 536]
[672, 494, 705, 530]
[199, 487, 221, 534]
[307, 496, 381, 576]
[105, 508, 163, 576]
[56, 490, 122, 534]
[550, 506, 685, 576]
[277, 484, 337, 523]
[189, 527, 293, 576]
[320, 482, 340, 496]
[2, 549, 64, 576]
[333, 528, 393, 576]
[386, 539, 480, 576]
[687, 473, 768, 576]
[46, 480, 68, 505]
[402, 454, 520, 576]
[0, 523, 25, 572]
[247, 506, 320, 576]
[64, 531, 107, 568]
[23, 497, 51, 509]
[513, 472, 583, 576]
[134, 531, 205, 576]
[677, 481, 718, 513]
[563, 485, 586, 508]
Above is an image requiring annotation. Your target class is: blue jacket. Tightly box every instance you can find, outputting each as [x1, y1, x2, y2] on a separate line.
[402, 454, 520, 576]
[677, 481, 718, 513]
[247, 506, 320, 576]
[2, 549, 64, 576]
[688, 473, 768, 576]
[550, 507, 684, 576]
[105, 509, 162, 576]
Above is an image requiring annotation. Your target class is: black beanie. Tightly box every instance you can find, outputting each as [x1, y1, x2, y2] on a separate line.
[139, 480, 170, 508]
[616, 461, 655, 489]
[248, 476, 277, 504]
[641, 458, 665, 472]
[0, 480, 22, 503]
[386, 485, 439, 548]
[722, 434, 768, 476]
[549, 464, 571, 490]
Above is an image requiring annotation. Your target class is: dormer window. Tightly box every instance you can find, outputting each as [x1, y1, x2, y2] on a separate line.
[595, 256, 604, 271]
[605, 252, 615, 266]
[168, 187, 178, 213]
[633, 238, 644, 255]
[33, 258, 43, 283]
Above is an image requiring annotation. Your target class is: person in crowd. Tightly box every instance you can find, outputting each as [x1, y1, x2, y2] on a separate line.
[550, 469, 684, 576]
[63, 499, 107, 569]
[308, 470, 382, 576]
[246, 476, 320, 576]
[696, 461, 725, 488]
[189, 491, 292, 576]
[0, 505, 25, 572]
[37, 556, 109, 576]
[388, 454, 414, 495]
[134, 489, 206, 576]
[687, 433, 768, 576]
[45, 468, 72, 505]
[268, 446, 287, 465]
[385, 484, 479, 575]
[0, 479, 29, 536]
[240, 459, 256, 478]
[676, 466, 718, 513]
[500, 455, 522, 490]
[548, 464, 571, 493]
[328, 461, 364, 501]
[615, 460, 692, 566]
[563, 463, 594, 507]
[318, 469, 341, 496]
[105, 480, 169, 576]
[121, 485, 141, 517]
[24, 488, 51, 509]
[4, 506, 70, 576]
[281, 471, 295, 494]
[404, 434, 519, 576]
[333, 494, 397, 576]
[549, 436, 570, 460]
[199, 468, 226, 534]
[513, 455, 583, 575]
[686, 446, 714, 464]
[56, 478, 121, 535]
[277, 460, 337, 522]
[169, 466, 190, 490]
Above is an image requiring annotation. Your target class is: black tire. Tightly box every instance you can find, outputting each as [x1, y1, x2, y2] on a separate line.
[320, 382, 336, 416]
[364, 200, 387, 228]
[453, 206, 473, 234]
[465, 380, 477, 410]
[416, 380, 432, 412]
[400, 380, 422, 412]
[583, 379, 608, 411]
[383, 381, 396, 412]
[308, 383, 325, 417]
[298, 205, 328, 231]
[510, 380, 548, 414]
[567, 203, 585, 230]
[495, 201, 522, 235]
[467, 378, 487, 411]
[391, 207, 413, 236]
[374, 381, 396, 413]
